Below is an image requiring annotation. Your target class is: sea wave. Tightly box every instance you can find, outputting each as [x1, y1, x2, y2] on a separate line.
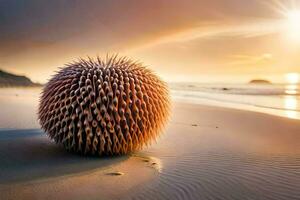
[169, 83, 300, 119]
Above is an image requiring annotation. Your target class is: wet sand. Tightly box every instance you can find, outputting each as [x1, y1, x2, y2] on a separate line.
[0, 102, 300, 200]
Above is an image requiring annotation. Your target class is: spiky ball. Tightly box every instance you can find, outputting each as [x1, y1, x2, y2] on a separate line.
[38, 56, 170, 155]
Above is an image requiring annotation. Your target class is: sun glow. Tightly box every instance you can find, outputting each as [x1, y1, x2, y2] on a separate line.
[285, 10, 300, 42]
[285, 73, 299, 84]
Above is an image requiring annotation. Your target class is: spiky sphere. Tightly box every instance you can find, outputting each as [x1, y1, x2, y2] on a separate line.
[38, 56, 170, 155]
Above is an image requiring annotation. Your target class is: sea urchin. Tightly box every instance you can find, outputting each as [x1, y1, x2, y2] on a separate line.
[38, 56, 170, 155]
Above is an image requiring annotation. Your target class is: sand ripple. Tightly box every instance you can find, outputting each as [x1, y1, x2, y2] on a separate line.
[129, 151, 300, 200]
[126, 119, 300, 200]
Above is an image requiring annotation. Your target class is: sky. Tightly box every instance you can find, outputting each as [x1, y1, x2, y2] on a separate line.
[0, 0, 300, 83]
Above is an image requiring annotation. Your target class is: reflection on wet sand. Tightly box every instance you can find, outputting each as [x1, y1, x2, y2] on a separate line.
[284, 95, 298, 119]
[284, 84, 298, 119]
[283, 84, 299, 119]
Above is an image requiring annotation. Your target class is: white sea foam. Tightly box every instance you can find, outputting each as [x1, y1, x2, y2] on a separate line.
[170, 83, 300, 119]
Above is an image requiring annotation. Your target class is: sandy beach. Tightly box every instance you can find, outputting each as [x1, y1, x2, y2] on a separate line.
[0, 101, 299, 200]
[2, 1, 300, 199]
[0, 0, 300, 200]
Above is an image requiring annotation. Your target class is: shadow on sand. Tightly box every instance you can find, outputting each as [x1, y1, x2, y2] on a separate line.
[0, 129, 129, 184]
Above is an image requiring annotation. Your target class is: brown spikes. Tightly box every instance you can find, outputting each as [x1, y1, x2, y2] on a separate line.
[38, 56, 170, 156]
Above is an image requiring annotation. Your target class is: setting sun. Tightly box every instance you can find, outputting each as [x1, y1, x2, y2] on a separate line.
[1, 1, 300, 200]
[285, 73, 300, 84]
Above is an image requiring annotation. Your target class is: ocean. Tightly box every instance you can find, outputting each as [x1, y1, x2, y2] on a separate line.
[170, 82, 300, 120]
[0, 83, 299, 129]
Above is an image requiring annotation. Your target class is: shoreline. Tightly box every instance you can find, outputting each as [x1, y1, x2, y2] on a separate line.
[0, 102, 299, 199]
[173, 95, 300, 120]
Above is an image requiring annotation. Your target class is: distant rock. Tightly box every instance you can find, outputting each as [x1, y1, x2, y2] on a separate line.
[0, 69, 41, 87]
[249, 79, 272, 84]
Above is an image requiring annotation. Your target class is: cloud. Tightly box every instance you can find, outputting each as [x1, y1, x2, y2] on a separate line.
[0, 0, 299, 83]
[132, 19, 285, 52]
[226, 53, 274, 66]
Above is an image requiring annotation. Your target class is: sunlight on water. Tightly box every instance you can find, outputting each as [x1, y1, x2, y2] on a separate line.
[284, 95, 298, 119]
[283, 83, 300, 119]
[170, 82, 300, 120]
[285, 84, 298, 95]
